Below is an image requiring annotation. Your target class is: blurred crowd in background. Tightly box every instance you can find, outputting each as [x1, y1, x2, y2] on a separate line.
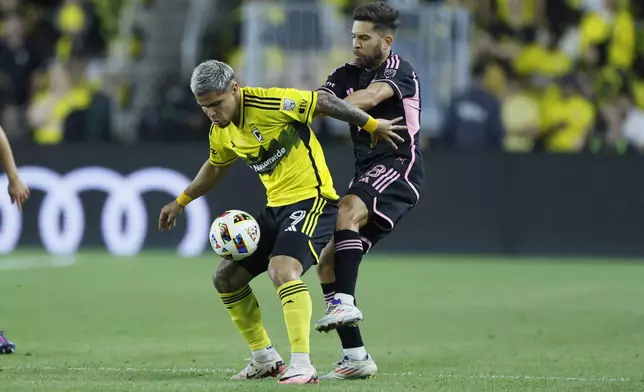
[0, 0, 140, 144]
[2, 0, 644, 154]
[458, 0, 644, 154]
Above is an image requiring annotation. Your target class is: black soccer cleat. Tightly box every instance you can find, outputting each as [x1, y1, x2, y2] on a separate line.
[0, 331, 16, 354]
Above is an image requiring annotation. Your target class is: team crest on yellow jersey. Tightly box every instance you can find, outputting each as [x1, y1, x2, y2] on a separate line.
[252, 128, 264, 142]
[242, 126, 301, 174]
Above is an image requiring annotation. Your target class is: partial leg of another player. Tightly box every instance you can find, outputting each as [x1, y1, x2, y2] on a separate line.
[315, 194, 369, 331]
[213, 259, 286, 380]
[317, 241, 378, 380]
[0, 331, 15, 354]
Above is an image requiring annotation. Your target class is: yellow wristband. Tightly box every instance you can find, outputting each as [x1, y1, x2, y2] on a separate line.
[362, 117, 379, 133]
[176, 193, 193, 207]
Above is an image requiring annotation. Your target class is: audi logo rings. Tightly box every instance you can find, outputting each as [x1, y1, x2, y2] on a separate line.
[0, 166, 210, 256]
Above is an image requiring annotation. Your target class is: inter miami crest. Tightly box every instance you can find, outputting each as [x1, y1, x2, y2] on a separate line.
[384, 68, 396, 79]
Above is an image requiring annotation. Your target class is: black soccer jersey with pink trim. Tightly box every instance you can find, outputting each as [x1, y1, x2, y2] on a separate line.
[318, 52, 423, 174]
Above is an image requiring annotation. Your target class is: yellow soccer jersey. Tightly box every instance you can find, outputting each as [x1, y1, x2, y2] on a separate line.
[208, 86, 339, 207]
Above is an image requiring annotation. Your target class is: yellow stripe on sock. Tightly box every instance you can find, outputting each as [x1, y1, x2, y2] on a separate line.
[219, 285, 272, 351]
[220, 285, 252, 308]
[219, 285, 251, 299]
[277, 280, 312, 353]
[278, 283, 308, 301]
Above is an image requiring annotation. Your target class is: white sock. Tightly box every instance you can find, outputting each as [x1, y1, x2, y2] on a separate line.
[344, 346, 368, 361]
[252, 345, 278, 362]
[334, 293, 355, 305]
[290, 352, 311, 368]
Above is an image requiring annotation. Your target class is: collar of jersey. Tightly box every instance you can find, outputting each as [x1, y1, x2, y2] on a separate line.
[239, 88, 246, 129]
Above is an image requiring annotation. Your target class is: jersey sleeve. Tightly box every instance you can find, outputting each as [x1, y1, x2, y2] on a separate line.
[317, 66, 347, 99]
[265, 87, 318, 125]
[208, 126, 238, 166]
[372, 58, 417, 100]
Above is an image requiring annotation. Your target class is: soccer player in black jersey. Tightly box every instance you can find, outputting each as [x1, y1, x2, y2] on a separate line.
[314, 1, 424, 379]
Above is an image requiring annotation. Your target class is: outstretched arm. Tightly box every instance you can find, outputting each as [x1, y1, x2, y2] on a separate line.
[0, 125, 19, 180]
[159, 160, 232, 230]
[180, 160, 231, 202]
[314, 90, 405, 148]
[343, 83, 395, 111]
[274, 86, 405, 148]
[314, 90, 373, 129]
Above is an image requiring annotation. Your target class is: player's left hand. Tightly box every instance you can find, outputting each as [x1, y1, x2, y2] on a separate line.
[372, 117, 406, 149]
[7, 177, 29, 212]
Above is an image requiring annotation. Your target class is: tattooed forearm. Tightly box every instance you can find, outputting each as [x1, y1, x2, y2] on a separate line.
[314, 91, 370, 126]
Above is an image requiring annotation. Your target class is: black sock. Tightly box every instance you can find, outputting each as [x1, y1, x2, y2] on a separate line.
[337, 296, 364, 349]
[333, 229, 363, 297]
[338, 325, 364, 349]
[321, 282, 335, 304]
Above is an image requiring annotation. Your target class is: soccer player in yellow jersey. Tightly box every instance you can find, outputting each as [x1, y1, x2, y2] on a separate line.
[158, 60, 404, 384]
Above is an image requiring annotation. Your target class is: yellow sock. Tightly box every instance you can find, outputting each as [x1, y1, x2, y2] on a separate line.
[277, 280, 312, 353]
[219, 285, 272, 351]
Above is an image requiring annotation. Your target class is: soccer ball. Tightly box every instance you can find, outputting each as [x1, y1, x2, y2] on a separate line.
[209, 209, 261, 261]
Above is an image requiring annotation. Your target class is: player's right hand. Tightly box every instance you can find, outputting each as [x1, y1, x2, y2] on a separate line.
[372, 116, 406, 149]
[7, 177, 29, 212]
[159, 201, 183, 231]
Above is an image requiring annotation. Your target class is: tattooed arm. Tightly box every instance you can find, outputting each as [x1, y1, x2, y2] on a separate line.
[313, 90, 406, 148]
[314, 90, 372, 128]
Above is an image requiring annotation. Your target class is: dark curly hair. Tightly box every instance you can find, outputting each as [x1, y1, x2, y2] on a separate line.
[353, 1, 400, 34]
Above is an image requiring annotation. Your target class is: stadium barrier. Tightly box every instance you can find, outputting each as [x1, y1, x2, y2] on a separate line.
[240, 2, 470, 135]
[2, 145, 644, 258]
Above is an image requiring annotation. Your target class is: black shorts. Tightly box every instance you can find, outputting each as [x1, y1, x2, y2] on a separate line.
[238, 196, 338, 277]
[347, 156, 423, 253]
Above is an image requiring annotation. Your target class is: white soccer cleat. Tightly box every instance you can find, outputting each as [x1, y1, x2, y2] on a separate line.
[277, 364, 319, 384]
[321, 355, 378, 380]
[230, 357, 286, 380]
[315, 303, 364, 332]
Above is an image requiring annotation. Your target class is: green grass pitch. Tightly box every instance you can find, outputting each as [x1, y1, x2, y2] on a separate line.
[1, 251, 643, 391]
